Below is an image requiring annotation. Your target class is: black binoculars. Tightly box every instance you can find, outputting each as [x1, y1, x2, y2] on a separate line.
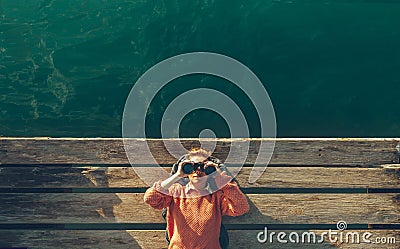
[181, 161, 217, 175]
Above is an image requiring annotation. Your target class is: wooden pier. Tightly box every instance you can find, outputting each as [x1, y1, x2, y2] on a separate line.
[0, 138, 399, 248]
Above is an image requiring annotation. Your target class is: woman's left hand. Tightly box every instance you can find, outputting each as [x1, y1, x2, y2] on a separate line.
[212, 167, 233, 189]
[204, 161, 219, 171]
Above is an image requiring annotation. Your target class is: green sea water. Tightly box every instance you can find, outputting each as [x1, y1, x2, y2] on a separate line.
[1, 0, 399, 138]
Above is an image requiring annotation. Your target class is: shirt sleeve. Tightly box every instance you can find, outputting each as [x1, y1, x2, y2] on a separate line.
[143, 180, 173, 210]
[220, 181, 250, 216]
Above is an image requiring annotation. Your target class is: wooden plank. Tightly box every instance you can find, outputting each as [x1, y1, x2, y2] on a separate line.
[0, 193, 398, 224]
[0, 138, 398, 165]
[0, 166, 399, 188]
[0, 230, 398, 249]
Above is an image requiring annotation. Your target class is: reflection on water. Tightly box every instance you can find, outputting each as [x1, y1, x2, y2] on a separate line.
[0, 0, 399, 137]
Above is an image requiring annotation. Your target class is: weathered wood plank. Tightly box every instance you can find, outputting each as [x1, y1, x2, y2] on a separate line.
[0, 193, 398, 224]
[0, 166, 399, 188]
[0, 138, 398, 165]
[0, 230, 398, 249]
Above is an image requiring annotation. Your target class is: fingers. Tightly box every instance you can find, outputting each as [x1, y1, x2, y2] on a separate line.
[177, 160, 191, 177]
[205, 161, 219, 168]
[179, 159, 191, 166]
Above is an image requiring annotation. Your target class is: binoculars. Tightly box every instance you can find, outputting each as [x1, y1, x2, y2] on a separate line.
[181, 161, 217, 175]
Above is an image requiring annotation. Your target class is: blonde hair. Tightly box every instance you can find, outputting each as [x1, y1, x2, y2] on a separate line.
[187, 148, 211, 159]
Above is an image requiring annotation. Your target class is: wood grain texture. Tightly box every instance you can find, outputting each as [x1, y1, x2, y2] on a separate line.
[0, 230, 398, 249]
[0, 166, 399, 188]
[0, 138, 398, 248]
[0, 138, 398, 165]
[0, 193, 398, 224]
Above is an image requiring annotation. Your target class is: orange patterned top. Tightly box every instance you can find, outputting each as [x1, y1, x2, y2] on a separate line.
[144, 180, 250, 249]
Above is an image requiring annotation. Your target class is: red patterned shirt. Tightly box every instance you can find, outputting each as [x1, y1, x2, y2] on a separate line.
[144, 180, 250, 249]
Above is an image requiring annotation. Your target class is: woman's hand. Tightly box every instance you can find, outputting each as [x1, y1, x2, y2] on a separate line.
[175, 160, 191, 178]
[212, 166, 233, 189]
[160, 161, 189, 190]
[204, 161, 218, 173]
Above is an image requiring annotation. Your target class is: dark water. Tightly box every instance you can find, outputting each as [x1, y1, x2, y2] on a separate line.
[1, 0, 399, 138]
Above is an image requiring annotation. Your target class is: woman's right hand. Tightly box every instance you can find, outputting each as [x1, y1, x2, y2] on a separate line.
[175, 160, 191, 178]
[160, 160, 190, 190]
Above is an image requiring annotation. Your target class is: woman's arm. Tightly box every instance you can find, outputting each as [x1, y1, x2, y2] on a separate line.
[143, 161, 188, 209]
[220, 181, 250, 216]
[160, 173, 181, 190]
[143, 180, 173, 210]
[214, 170, 250, 216]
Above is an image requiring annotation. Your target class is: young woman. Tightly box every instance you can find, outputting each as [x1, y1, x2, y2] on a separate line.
[144, 148, 250, 249]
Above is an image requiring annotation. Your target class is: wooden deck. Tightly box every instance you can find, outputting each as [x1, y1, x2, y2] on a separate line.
[0, 138, 399, 248]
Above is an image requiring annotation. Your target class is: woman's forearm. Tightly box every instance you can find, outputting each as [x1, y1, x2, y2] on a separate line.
[160, 173, 181, 190]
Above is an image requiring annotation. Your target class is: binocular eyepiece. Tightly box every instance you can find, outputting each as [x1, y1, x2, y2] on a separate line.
[182, 162, 217, 175]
